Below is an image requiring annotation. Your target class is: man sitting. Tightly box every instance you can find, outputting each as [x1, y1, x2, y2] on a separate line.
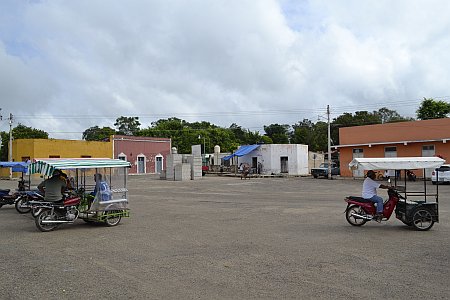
[38, 169, 67, 202]
[362, 170, 390, 221]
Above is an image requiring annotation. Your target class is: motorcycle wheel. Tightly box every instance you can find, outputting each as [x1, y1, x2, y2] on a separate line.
[35, 209, 59, 232]
[411, 208, 434, 231]
[104, 210, 122, 227]
[345, 205, 368, 226]
[15, 197, 31, 214]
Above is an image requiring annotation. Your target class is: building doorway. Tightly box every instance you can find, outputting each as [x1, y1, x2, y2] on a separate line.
[137, 155, 146, 174]
[280, 157, 288, 173]
[155, 155, 163, 174]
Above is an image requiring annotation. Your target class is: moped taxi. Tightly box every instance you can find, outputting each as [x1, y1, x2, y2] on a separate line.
[345, 157, 445, 231]
[27, 158, 131, 232]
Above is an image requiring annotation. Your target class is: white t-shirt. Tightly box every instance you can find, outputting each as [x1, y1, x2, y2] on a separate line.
[362, 177, 380, 199]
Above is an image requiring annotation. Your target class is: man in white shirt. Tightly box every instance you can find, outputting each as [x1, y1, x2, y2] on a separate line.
[362, 170, 390, 221]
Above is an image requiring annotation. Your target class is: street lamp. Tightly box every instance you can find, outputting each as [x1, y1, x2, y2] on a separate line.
[198, 135, 206, 154]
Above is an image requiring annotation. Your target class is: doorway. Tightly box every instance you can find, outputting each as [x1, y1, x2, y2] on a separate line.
[280, 157, 288, 173]
[156, 155, 163, 174]
[137, 156, 146, 174]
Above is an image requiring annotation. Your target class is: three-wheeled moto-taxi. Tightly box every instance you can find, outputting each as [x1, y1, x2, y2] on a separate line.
[345, 157, 445, 231]
[28, 158, 131, 232]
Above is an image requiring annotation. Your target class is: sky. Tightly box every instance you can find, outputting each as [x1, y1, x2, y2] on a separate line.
[1, 0, 450, 139]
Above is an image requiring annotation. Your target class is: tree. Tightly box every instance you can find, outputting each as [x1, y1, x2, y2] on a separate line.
[114, 116, 141, 135]
[416, 98, 450, 120]
[290, 119, 330, 152]
[0, 124, 48, 161]
[82, 126, 115, 141]
[374, 107, 413, 123]
[263, 124, 290, 144]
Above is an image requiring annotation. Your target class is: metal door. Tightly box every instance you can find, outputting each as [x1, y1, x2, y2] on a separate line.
[156, 156, 162, 173]
[137, 156, 145, 174]
[280, 157, 288, 173]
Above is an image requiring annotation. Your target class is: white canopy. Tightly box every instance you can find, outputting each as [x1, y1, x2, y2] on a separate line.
[349, 157, 445, 171]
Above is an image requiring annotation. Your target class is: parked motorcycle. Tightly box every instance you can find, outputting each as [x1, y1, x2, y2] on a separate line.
[0, 179, 30, 209]
[0, 189, 18, 209]
[15, 191, 44, 214]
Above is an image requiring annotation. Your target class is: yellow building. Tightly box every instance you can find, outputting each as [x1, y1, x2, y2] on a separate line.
[1, 139, 112, 178]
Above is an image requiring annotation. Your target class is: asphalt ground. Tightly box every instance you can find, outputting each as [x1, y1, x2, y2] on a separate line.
[1, 175, 449, 300]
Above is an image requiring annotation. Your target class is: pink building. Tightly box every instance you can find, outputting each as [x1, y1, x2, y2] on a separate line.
[112, 135, 171, 174]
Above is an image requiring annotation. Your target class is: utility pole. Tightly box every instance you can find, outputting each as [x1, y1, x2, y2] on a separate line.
[8, 113, 14, 179]
[327, 105, 332, 180]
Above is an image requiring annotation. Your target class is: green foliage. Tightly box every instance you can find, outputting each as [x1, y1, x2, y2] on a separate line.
[416, 98, 450, 120]
[0, 124, 48, 161]
[374, 107, 413, 123]
[13, 124, 48, 139]
[291, 119, 327, 152]
[114, 116, 141, 135]
[82, 126, 115, 141]
[263, 124, 290, 144]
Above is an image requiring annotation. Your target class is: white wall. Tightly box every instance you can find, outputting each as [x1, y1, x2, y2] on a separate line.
[238, 144, 309, 175]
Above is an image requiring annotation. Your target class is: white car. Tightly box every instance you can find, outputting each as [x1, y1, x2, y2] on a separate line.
[431, 164, 450, 184]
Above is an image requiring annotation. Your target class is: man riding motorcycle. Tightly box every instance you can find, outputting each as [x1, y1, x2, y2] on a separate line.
[38, 169, 67, 202]
[362, 170, 390, 221]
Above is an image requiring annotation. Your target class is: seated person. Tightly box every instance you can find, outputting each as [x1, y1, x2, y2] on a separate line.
[38, 169, 67, 202]
[92, 173, 112, 201]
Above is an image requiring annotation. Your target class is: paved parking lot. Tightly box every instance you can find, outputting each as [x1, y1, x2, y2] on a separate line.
[1, 176, 449, 299]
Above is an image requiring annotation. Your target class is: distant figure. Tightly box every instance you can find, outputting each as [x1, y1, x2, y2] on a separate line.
[241, 164, 250, 180]
[406, 170, 416, 182]
[257, 162, 263, 174]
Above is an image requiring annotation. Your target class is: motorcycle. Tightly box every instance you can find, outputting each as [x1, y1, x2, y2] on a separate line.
[346, 157, 443, 231]
[15, 190, 44, 214]
[32, 193, 82, 232]
[0, 179, 31, 210]
[0, 189, 18, 209]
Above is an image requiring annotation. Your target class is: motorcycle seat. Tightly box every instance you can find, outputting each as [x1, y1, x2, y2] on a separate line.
[347, 196, 372, 203]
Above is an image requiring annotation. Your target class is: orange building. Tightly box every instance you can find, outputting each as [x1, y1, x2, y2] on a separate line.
[337, 118, 450, 177]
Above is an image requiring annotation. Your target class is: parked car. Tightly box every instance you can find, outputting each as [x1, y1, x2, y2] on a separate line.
[431, 164, 450, 184]
[311, 162, 340, 178]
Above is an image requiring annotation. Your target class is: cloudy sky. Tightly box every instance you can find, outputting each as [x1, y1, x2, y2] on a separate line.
[1, 0, 450, 139]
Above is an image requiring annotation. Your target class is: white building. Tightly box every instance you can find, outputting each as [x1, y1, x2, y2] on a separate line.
[226, 144, 309, 176]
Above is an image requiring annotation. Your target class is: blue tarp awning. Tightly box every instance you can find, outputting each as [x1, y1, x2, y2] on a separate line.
[0, 161, 29, 173]
[223, 145, 260, 161]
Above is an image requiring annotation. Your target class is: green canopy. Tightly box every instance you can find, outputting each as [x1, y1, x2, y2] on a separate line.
[29, 158, 131, 177]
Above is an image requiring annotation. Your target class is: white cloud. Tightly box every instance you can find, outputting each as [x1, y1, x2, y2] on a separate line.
[0, 0, 449, 138]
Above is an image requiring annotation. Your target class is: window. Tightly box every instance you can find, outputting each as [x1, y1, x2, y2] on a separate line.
[49, 155, 60, 158]
[81, 155, 91, 158]
[384, 146, 397, 158]
[352, 149, 363, 154]
[422, 145, 435, 157]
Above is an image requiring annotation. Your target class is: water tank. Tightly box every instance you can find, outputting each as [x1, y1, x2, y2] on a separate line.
[172, 147, 178, 154]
